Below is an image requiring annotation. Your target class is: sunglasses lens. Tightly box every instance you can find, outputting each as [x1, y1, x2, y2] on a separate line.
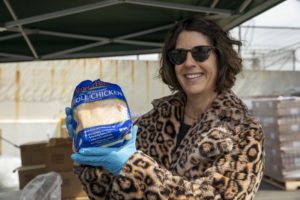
[192, 46, 211, 62]
[168, 49, 186, 65]
[168, 46, 214, 65]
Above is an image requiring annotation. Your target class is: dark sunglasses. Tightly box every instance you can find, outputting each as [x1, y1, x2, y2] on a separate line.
[168, 45, 215, 65]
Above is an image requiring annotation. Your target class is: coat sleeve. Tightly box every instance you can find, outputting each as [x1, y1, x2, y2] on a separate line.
[112, 151, 222, 200]
[73, 164, 115, 200]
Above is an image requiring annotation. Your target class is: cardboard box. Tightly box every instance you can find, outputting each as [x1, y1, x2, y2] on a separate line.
[18, 137, 87, 199]
[45, 138, 74, 171]
[18, 165, 87, 199]
[20, 141, 48, 166]
[48, 137, 72, 146]
[265, 146, 300, 180]
[18, 164, 47, 189]
[252, 97, 300, 117]
[60, 171, 88, 199]
[252, 96, 300, 180]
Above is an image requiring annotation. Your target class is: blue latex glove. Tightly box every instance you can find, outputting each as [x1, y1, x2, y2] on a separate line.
[65, 107, 76, 138]
[71, 125, 138, 176]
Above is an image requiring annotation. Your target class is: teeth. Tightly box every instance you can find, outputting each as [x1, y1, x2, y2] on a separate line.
[185, 73, 203, 79]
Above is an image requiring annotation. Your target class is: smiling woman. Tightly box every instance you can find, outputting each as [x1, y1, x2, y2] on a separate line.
[174, 31, 218, 125]
[160, 16, 243, 125]
[67, 15, 264, 200]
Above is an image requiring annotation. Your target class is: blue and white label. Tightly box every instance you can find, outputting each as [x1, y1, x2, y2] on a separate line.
[71, 79, 132, 151]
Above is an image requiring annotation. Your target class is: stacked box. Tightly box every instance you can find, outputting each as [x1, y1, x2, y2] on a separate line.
[18, 138, 88, 199]
[20, 141, 48, 166]
[18, 164, 47, 189]
[45, 138, 74, 171]
[252, 97, 300, 180]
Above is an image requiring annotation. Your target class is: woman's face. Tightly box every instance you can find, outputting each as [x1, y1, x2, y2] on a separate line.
[174, 31, 218, 98]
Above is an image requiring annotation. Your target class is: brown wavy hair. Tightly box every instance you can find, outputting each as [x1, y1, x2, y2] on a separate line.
[159, 15, 242, 94]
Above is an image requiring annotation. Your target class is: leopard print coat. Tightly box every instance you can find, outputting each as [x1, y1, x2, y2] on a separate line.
[74, 90, 264, 200]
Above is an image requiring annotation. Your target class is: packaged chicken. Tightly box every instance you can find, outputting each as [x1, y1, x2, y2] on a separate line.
[71, 79, 132, 152]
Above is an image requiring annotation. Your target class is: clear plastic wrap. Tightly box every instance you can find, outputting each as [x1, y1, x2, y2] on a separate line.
[71, 79, 132, 151]
[20, 172, 62, 200]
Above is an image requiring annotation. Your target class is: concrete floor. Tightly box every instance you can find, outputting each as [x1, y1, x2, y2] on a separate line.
[0, 180, 300, 200]
[255, 180, 300, 200]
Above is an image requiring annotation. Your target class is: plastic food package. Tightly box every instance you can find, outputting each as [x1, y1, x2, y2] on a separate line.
[20, 172, 62, 200]
[71, 79, 132, 152]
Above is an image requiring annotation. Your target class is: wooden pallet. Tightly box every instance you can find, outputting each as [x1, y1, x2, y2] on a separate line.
[263, 175, 300, 191]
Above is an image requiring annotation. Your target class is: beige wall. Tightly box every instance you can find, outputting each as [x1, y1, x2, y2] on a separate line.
[2, 59, 300, 121]
[0, 58, 172, 156]
[1, 59, 300, 156]
[234, 70, 300, 97]
[0, 59, 171, 121]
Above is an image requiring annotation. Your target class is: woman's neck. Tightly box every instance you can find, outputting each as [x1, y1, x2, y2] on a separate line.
[184, 91, 217, 125]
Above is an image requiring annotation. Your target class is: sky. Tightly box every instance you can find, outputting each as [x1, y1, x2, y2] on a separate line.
[229, 0, 300, 70]
[243, 0, 300, 27]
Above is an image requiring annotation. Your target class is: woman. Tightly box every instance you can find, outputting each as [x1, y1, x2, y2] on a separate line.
[66, 15, 264, 200]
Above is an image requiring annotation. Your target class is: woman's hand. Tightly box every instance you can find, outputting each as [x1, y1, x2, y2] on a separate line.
[71, 125, 138, 176]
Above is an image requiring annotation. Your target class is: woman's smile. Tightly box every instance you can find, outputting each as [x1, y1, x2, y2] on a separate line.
[184, 72, 205, 80]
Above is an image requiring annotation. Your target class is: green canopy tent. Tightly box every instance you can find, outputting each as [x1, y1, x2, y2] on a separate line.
[0, 0, 284, 63]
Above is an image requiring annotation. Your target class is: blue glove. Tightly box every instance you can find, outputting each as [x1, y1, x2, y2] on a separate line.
[65, 107, 76, 138]
[71, 125, 138, 176]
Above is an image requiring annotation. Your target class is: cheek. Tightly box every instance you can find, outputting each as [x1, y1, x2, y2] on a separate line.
[212, 64, 218, 76]
[209, 66, 218, 83]
[174, 67, 185, 87]
[208, 56, 218, 78]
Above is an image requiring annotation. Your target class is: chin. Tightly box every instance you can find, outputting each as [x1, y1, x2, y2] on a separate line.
[184, 88, 205, 96]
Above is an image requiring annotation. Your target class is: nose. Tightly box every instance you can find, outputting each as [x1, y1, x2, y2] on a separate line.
[184, 51, 197, 67]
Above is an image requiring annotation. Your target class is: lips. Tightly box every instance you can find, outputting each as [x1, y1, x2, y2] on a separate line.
[184, 72, 205, 79]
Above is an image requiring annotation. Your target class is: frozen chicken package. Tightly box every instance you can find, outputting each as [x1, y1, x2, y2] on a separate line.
[71, 79, 132, 152]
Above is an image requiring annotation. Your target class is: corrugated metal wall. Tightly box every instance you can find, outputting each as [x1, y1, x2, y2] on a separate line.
[234, 70, 300, 97]
[0, 59, 171, 121]
[1, 58, 300, 156]
[2, 59, 299, 123]
[0, 58, 171, 156]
